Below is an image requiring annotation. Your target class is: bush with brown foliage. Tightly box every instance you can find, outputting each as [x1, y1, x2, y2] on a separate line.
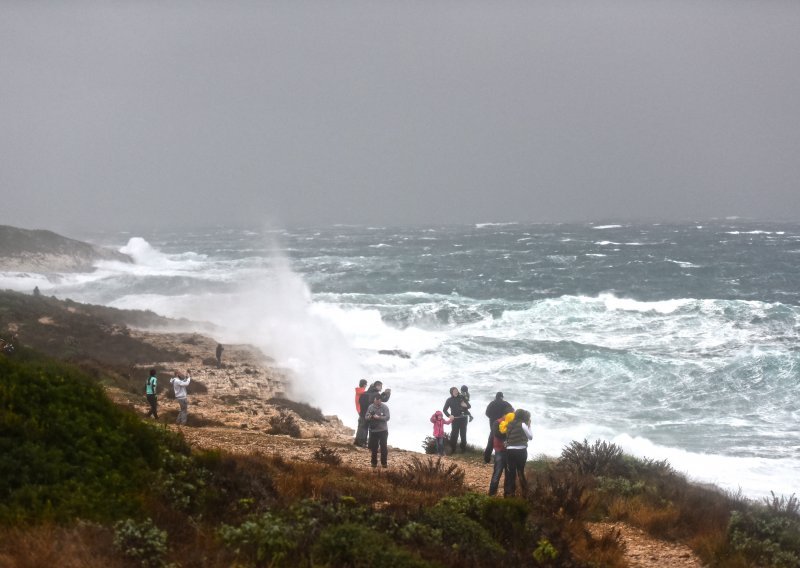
[387, 456, 465, 492]
[313, 445, 343, 466]
[268, 411, 301, 437]
[267, 397, 325, 423]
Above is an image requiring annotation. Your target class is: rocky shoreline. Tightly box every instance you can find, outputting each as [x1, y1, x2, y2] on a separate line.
[112, 329, 354, 441]
[0, 225, 130, 272]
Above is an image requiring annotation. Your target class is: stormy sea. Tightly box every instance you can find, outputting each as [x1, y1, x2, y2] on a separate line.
[3, 221, 799, 499]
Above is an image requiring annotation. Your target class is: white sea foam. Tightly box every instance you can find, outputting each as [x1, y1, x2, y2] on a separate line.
[610, 434, 800, 499]
[593, 224, 623, 229]
[599, 294, 692, 314]
[665, 259, 700, 268]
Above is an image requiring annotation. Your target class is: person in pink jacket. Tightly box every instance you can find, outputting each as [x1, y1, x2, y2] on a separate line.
[430, 410, 454, 456]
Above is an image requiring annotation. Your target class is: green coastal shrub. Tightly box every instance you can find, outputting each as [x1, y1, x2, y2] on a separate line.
[219, 498, 373, 566]
[312, 523, 433, 568]
[560, 439, 626, 477]
[0, 355, 170, 523]
[192, 451, 277, 520]
[218, 511, 300, 566]
[156, 450, 210, 512]
[424, 496, 505, 566]
[532, 537, 559, 565]
[728, 502, 800, 568]
[113, 518, 168, 568]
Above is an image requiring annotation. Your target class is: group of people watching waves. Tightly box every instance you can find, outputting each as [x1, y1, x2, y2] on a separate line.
[354, 379, 532, 496]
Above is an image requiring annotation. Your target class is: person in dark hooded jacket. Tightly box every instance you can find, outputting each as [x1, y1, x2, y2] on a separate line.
[443, 386, 470, 453]
[483, 392, 514, 463]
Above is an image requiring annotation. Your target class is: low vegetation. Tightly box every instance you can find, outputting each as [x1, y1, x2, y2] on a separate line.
[1, 348, 798, 567]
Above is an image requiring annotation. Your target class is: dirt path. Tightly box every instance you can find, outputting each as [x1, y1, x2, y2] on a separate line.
[587, 523, 704, 568]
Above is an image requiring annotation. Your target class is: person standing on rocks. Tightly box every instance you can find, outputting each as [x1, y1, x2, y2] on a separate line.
[483, 392, 514, 463]
[366, 393, 390, 469]
[354, 378, 368, 447]
[443, 386, 470, 453]
[504, 409, 532, 497]
[215, 344, 224, 367]
[489, 413, 513, 496]
[170, 370, 192, 425]
[145, 369, 159, 419]
[430, 410, 454, 456]
[358, 381, 391, 447]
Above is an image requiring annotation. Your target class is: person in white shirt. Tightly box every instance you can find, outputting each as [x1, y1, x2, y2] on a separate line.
[504, 409, 533, 496]
[170, 370, 192, 425]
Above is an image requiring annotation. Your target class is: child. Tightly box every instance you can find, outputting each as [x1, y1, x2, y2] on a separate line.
[430, 410, 454, 456]
[460, 385, 474, 422]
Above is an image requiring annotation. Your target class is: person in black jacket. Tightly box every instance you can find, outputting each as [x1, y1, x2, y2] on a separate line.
[443, 386, 471, 453]
[483, 392, 514, 463]
[358, 381, 391, 446]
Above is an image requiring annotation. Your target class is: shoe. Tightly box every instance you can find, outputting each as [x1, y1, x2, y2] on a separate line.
[381, 464, 388, 469]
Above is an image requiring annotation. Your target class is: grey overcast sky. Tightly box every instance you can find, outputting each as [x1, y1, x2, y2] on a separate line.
[1, 1, 799, 232]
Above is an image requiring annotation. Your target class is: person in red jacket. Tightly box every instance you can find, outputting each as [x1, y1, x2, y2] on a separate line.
[353, 379, 368, 447]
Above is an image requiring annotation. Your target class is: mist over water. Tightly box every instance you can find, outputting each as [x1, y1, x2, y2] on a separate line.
[3, 222, 799, 499]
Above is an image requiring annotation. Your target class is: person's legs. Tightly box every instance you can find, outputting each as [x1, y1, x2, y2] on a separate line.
[489, 450, 506, 496]
[177, 398, 188, 425]
[436, 437, 445, 456]
[504, 449, 522, 496]
[354, 417, 368, 446]
[146, 394, 158, 418]
[449, 425, 458, 453]
[517, 449, 529, 494]
[483, 432, 494, 463]
[378, 431, 388, 467]
[457, 420, 468, 452]
[368, 430, 379, 467]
